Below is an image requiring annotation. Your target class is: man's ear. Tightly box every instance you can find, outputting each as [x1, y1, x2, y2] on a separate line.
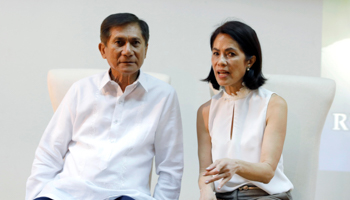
[98, 43, 107, 59]
[144, 43, 148, 59]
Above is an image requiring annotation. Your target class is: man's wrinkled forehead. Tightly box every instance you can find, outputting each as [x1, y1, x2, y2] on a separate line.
[107, 23, 144, 42]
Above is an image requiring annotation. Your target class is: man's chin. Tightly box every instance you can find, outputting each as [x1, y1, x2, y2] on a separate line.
[111, 67, 140, 76]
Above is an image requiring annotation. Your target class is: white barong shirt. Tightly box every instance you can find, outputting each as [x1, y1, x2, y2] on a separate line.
[26, 70, 184, 200]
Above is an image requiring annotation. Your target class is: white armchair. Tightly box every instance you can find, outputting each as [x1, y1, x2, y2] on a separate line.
[209, 74, 335, 200]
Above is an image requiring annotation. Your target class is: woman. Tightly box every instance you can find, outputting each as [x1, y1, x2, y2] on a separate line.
[197, 21, 293, 200]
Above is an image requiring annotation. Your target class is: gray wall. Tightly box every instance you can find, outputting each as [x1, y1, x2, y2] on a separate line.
[0, 0, 323, 199]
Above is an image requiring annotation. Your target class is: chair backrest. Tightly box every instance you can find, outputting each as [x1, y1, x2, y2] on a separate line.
[209, 74, 335, 200]
[47, 68, 171, 111]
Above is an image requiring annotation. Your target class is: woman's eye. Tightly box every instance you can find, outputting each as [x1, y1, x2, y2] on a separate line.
[213, 52, 219, 56]
[228, 52, 235, 57]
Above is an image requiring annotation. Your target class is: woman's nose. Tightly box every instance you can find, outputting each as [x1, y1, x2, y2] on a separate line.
[218, 55, 227, 66]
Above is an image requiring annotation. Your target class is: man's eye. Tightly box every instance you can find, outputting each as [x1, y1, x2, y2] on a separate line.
[115, 41, 123, 45]
[133, 41, 141, 46]
[212, 52, 219, 56]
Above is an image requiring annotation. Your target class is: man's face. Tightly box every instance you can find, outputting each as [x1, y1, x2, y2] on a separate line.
[99, 23, 148, 76]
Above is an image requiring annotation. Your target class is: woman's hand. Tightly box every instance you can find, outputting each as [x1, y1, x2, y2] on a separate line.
[199, 187, 217, 200]
[203, 158, 241, 190]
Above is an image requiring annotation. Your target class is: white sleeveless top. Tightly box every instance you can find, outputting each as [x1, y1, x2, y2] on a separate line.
[209, 87, 293, 194]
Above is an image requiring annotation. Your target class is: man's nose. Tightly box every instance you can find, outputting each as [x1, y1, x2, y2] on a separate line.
[122, 42, 133, 56]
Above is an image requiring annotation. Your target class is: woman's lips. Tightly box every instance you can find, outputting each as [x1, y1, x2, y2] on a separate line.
[217, 71, 229, 78]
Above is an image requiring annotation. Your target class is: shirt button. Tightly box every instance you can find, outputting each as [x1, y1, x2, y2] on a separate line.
[119, 100, 123, 104]
[114, 120, 118, 124]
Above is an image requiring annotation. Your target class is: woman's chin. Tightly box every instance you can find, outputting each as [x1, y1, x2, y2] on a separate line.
[217, 80, 230, 87]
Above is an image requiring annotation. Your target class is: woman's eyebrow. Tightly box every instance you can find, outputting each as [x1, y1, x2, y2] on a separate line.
[212, 47, 238, 51]
[225, 47, 237, 51]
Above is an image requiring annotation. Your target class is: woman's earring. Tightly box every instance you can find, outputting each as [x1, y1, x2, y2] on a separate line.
[246, 67, 250, 71]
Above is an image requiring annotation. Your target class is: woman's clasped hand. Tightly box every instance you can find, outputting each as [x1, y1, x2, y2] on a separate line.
[203, 159, 240, 190]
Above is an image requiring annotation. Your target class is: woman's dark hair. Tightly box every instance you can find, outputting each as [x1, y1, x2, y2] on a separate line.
[203, 21, 266, 90]
[100, 13, 149, 46]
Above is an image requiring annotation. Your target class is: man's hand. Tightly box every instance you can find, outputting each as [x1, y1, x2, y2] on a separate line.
[203, 158, 241, 190]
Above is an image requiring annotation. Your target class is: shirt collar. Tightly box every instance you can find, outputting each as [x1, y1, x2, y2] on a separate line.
[99, 69, 149, 92]
[137, 70, 149, 92]
[98, 70, 111, 91]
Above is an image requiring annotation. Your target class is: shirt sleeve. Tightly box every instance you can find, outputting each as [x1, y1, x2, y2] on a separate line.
[153, 89, 184, 200]
[25, 83, 77, 200]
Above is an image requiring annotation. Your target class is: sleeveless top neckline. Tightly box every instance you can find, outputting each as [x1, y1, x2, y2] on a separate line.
[222, 86, 250, 101]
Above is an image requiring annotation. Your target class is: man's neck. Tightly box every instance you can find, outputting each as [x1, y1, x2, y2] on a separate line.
[109, 70, 140, 92]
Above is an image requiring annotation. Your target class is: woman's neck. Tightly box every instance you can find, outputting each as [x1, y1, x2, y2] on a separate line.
[224, 82, 244, 95]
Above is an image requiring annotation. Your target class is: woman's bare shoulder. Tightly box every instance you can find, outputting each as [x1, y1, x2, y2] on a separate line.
[269, 94, 287, 109]
[197, 100, 211, 118]
[266, 93, 287, 121]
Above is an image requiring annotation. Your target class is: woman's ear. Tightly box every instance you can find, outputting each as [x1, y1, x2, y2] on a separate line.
[247, 55, 256, 68]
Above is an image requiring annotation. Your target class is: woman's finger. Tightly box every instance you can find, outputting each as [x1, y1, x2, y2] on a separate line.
[204, 160, 220, 176]
[203, 170, 219, 176]
[205, 161, 230, 176]
[205, 173, 226, 184]
[204, 166, 221, 176]
[217, 175, 231, 190]
[215, 163, 225, 173]
[206, 160, 219, 171]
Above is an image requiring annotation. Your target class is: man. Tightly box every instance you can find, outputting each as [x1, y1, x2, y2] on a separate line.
[26, 13, 183, 200]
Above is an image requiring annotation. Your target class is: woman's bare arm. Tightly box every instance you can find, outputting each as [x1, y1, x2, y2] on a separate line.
[197, 100, 216, 199]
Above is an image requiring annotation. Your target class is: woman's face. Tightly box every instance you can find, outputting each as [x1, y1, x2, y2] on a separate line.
[211, 33, 250, 89]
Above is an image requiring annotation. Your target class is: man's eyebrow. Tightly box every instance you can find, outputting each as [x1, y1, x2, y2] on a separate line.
[112, 36, 125, 40]
[112, 36, 141, 41]
[130, 37, 142, 40]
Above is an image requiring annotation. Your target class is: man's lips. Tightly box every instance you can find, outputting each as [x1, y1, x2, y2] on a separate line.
[120, 61, 135, 64]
